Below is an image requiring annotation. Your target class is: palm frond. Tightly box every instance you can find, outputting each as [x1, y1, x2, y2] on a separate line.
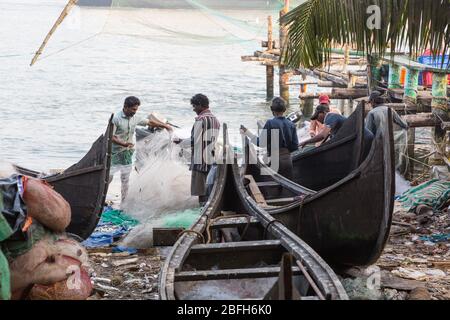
[282, 0, 450, 69]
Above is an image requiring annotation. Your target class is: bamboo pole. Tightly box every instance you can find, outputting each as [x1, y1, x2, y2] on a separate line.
[279, 0, 290, 104]
[266, 16, 274, 101]
[30, 0, 79, 66]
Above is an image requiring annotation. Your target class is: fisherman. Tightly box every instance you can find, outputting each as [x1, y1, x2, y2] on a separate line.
[299, 104, 347, 148]
[173, 94, 220, 206]
[365, 90, 408, 134]
[365, 91, 409, 174]
[309, 94, 342, 146]
[240, 97, 298, 180]
[110, 96, 172, 203]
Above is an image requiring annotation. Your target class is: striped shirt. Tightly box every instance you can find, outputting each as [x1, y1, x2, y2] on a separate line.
[190, 109, 221, 173]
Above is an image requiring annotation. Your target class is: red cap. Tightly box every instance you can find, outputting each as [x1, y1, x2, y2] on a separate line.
[319, 94, 330, 105]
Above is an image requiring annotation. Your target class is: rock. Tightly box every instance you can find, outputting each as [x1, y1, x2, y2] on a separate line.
[112, 258, 139, 267]
[341, 277, 383, 300]
[423, 269, 446, 278]
[111, 275, 124, 286]
[392, 268, 427, 281]
[408, 287, 431, 300]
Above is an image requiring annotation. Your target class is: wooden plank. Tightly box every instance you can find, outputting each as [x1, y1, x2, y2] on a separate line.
[402, 113, 440, 128]
[266, 197, 296, 204]
[256, 181, 280, 187]
[175, 266, 302, 282]
[185, 240, 284, 270]
[209, 216, 260, 230]
[153, 228, 184, 246]
[191, 240, 281, 254]
[245, 175, 268, 206]
[380, 54, 450, 74]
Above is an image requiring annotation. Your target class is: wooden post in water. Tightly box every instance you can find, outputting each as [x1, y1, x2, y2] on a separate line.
[404, 67, 420, 177]
[300, 75, 314, 117]
[388, 64, 402, 89]
[430, 72, 449, 165]
[266, 16, 274, 101]
[279, 0, 290, 104]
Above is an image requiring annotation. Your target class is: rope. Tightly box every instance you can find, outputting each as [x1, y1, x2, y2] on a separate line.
[177, 229, 205, 244]
[263, 219, 285, 239]
[399, 151, 433, 168]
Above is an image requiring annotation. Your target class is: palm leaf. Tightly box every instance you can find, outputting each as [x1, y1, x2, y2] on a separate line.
[282, 0, 450, 69]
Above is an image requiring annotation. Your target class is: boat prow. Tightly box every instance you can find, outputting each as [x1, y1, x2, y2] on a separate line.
[14, 115, 113, 240]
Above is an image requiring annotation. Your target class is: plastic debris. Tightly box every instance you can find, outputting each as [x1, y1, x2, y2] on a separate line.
[112, 246, 138, 254]
[162, 208, 202, 229]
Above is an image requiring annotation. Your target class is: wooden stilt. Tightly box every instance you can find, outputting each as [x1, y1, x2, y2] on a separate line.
[266, 16, 274, 101]
[404, 68, 420, 104]
[367, 55, 382, 91]
[388, 64, 402, 89]
[430, 72, 449, 165]
[407, 128, 416, 180]
[279, 0, 290, 104]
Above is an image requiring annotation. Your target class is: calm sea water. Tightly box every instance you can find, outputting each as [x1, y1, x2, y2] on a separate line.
[0, 0, 302, 171]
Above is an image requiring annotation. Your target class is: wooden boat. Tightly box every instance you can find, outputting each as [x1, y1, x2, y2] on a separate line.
[160, 124, 348, 300]
[290, 104, 371, 191]
[243, 108, 395, 267]
[14, 116, 113, 240]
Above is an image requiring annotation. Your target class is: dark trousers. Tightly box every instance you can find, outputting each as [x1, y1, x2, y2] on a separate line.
[277, 148, 294, 180]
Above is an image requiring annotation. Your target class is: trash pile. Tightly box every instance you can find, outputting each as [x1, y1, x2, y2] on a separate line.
[84, 206, 201, 300]
[343, 178, 450, 300]
[1, 175, 92, 300]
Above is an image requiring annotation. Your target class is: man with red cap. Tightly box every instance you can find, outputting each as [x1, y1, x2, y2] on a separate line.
[309, 94, 341, 146]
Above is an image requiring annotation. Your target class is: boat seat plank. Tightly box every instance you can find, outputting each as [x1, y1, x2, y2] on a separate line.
[185, 240, 285, 270]
[256, 181, 280, 187]
[265, 197, 296, 204]
[245, 175, 268, 206]
[210, 216, 260, 230]
[191, 240, 282, 254]
[175, 266, 302, 282]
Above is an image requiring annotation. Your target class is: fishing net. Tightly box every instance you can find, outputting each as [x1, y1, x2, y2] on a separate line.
[100, 0, 290, 46]
[10, 0, 303, 64]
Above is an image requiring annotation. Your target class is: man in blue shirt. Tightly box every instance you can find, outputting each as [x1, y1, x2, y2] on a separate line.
[241, 97, 299, 180]
[299, 105, 348, 148]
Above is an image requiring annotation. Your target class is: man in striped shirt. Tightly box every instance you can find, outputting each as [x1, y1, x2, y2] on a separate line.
[174, 94, 220, 205]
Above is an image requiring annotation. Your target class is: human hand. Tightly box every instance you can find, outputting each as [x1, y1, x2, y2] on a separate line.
[240, 125, 247, 135]
[125, 142, 134, 149]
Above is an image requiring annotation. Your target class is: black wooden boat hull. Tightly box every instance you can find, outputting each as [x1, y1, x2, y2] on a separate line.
[290, 105, 368, 191]
[243, 109, 395, 267]
[159, 124, 348, 300]
[14, 116, 113, 240]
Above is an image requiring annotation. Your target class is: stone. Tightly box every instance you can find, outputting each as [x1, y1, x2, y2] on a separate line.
[408, 287, 432, 300]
